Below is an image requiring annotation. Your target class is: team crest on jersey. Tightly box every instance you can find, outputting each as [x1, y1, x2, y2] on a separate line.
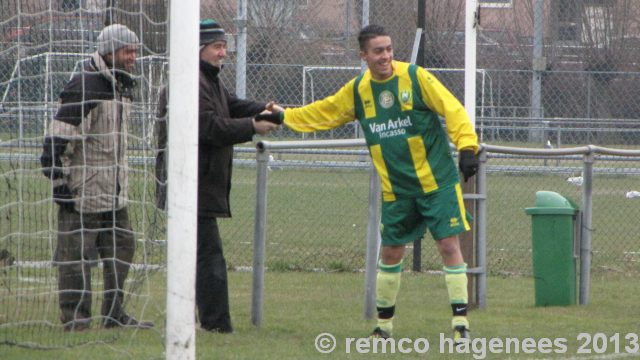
[378, 90, 395, 109]
[400, 90, 411, 103]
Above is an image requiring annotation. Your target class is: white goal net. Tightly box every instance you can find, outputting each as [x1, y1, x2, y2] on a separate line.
[0, 0, 168, 353]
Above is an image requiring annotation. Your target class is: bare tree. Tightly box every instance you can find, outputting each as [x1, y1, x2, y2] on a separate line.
[478, 0, 640, 120]
[213, 0, 323, 63]
[580, 0, 636, 72]
[249, 0, 299, 28]
[575, 0, 638, 119]
[423, 0, 465, 68]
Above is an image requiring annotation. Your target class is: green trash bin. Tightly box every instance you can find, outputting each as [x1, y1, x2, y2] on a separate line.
[525, 191, 579, 306]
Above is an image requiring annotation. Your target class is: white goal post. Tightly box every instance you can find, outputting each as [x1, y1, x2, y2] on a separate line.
[165, 0, 199, 359]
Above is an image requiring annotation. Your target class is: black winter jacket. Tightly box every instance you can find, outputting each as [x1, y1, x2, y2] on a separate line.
[156, 61, 266, 217]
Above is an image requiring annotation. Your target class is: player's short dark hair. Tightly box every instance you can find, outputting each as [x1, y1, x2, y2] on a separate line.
[358, 24, 389, 51]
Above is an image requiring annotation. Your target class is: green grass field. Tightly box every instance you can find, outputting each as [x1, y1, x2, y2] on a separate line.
[218, 164, 639, 275]
[2, 271, 639, 359]
[1, 147, 639, 358]
[1, 148, 638, 274]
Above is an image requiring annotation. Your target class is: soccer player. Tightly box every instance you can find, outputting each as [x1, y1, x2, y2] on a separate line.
[257, 24, 478, 341]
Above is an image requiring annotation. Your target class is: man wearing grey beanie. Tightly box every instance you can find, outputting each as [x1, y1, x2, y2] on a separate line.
[97, 23, 140, 72]
[41, 23, 153, 331]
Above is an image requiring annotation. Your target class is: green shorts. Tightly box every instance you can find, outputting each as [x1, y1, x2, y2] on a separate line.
[380, 183, 471, 246]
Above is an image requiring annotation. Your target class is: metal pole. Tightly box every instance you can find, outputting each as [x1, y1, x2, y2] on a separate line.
[579, 150, 594, 305]
[463, 0, 479, 307]
[166, 0, 199, 357]
[531, 0, 544, 143]
[416, 0, 425, 67]
[362, 0, 369, 27]
[587, 75, 592, 119]
[464, 0, 477, 127]
[476, 148, 488, 309]
[360, 0, 369, 72]
[302, 67, 307, 105]
[409, 29, 423, 65]
[364, 167, 381, 319]
[480, 70, 485, 142]
[410, 25, 423, 271]
[235, 0, 247, 98]
[361, 0, 374, 318]
[252, 148, 270, 326]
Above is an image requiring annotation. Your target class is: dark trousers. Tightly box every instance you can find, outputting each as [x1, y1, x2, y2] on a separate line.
[55, 207, 135, 323]
[196, 216, 232, 331]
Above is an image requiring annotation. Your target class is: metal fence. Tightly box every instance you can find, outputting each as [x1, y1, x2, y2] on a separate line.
[244, 139, 640, 321]
[215, 142, 640, 281]
[1, 1, 639, 353]
[0, 0, 640, 273]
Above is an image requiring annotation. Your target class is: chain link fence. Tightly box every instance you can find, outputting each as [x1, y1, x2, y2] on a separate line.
[0, 0, 638, 353]
[220, 146, 640, 277]
[1, 0, 639, 282]
[198, 0, 640, 276]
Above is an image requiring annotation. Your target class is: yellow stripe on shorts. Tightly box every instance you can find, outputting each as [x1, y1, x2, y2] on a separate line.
[455, 183, 471, 231]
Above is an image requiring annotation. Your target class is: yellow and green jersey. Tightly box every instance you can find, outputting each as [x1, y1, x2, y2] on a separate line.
[283, 61, 478, 202]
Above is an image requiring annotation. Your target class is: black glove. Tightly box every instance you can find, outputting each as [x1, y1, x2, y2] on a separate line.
[53, 184, 75, 212]
[255, 111, 283, 125]
[41, 136, 69, 179]
[458, 149, 478, 182]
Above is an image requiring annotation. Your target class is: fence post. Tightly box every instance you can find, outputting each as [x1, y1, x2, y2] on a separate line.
[364, 166, 381, 320]
[579, 149, 594, 305]
[461, 176, 476, 306]
[476, 148, 488, 309]
[252, 146, 270, 326]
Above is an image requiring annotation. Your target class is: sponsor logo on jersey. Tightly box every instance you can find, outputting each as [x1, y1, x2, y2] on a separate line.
[368, 115, 413, 139]
[379, 90, 395, 109]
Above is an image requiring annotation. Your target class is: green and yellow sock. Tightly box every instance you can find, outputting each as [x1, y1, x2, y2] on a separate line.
[444, 263, 469, 329]
[375, 260, 402, 334]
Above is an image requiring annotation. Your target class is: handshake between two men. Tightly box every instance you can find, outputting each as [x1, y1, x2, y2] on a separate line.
[253, 101, 284, 135]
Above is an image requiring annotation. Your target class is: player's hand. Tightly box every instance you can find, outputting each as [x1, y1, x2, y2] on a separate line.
[253, 118, 278, 135]
[265, 101, 284, 113]
[255, 111, 283, 125]
[458, 149, 478, 182]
